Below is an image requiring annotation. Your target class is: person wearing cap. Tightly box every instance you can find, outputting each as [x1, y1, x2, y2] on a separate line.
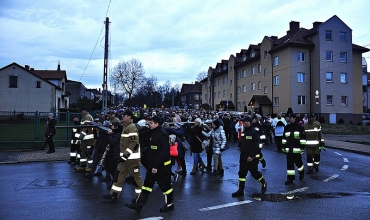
[108, 110, 120, 124]
[103, 110, 143, 202]
[281, 113, 306, 185]
[75, 108, 95, 172]
[125, 115, 174, 213]
[202, 119, 226, 176]
[303, 113, 325, 174]
[232, 116, 267, 197]
[68, 115, 81, 164]
[40, 113, 57, 153]
[251, 115, 267, 168]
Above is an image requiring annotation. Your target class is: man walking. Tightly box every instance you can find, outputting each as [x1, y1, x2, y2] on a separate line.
[231, 116, 267, 197]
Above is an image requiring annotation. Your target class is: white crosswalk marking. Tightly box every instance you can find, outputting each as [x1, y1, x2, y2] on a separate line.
[199, 200, 253, 211]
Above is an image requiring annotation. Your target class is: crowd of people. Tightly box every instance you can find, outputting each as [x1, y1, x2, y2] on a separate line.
[65, 107, 325, 213]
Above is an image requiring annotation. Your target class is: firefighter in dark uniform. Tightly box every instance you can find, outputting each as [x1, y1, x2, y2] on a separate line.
[75, 107, 94, 172]
[303, 113, 325, 174]
[251, 115, 267, 168]
[103, 110, 143, 201]
[68, 115, 81, 165]
[125, 115, 174, 213]
[282, 113, 306, 185]
[232, 116, 267, 197]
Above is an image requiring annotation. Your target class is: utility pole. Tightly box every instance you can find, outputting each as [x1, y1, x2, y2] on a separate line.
[102, 17, 110, 113]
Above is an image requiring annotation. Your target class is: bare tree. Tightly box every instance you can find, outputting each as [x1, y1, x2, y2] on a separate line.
[111, 58, 145, 102]
[196, 71, 208, 82]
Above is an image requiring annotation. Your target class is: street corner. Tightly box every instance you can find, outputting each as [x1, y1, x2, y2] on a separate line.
[0, 151, 21, 164]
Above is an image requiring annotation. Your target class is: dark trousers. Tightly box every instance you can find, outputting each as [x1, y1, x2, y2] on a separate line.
[44, 136, 55, 152]
[275, 136, 283, 152]
[69, 143, 80, 162]
[142, 166, 172, 194]
[286, 153, 304, 180]
[238, 159, 263, 181]
[206, 147, 213, 170]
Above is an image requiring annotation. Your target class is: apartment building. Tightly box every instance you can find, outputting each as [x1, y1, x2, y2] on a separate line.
[202, 15, 369, 124]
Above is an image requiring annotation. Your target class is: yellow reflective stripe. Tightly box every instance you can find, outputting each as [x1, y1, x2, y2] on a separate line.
[111, 185, 122, 192]
[151, 145, 157, 149]
[300, 140, 306, 145]
[164, 160, 171, 166]
[164, 188, 173, 195]
[238, 178, 246, 181]
[306, 140, 319, 145]
[282, 139, 287, 144]
[285, 132, 290, 137]
[72, 128, 77, 132]
[293, 148, 302, 153]
[246, 136, 252, 139]
[142, 186, 152, 192]
[287, 170, 295, 175]
[255, 154, 260, 158]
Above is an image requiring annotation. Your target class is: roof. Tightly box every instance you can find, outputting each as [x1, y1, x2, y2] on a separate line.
[180, 82, 202, 94]
[248, 95, 272, 106]
[31, 70, 67, 80]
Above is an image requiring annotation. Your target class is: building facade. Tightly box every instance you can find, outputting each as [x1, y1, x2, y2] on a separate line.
[202, 15, 369, 124]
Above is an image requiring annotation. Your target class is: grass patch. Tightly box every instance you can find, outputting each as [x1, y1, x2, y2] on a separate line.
[322, 123, 370, 135]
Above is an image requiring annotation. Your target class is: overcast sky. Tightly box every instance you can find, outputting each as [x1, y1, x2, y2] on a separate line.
[1, 0, 369, 90]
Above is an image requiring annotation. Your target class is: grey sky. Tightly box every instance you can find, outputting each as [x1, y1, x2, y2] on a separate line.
[1, 0, 369, 90]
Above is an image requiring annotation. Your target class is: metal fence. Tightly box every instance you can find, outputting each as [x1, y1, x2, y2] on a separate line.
[0, 111, 81, 150]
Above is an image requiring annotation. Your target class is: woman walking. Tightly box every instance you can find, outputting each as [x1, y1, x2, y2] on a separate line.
[187, 118, 206, 175]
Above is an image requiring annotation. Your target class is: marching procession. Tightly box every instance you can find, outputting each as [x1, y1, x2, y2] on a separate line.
[63, 107, 325, 214]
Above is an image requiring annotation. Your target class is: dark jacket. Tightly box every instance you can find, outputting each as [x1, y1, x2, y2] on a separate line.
[107, 126, 123, 160]
[147, 126, 170, 170]
[282, 122, 306, 154]
[239, 125, 260, 161]
[45, 118, 57, 137]
[187, 124, 204, 153]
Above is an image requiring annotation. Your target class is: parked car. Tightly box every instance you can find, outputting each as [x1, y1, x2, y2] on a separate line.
[363, 113, 370, 120]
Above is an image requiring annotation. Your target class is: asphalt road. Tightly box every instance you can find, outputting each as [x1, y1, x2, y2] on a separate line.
[1, 141, 370, 220]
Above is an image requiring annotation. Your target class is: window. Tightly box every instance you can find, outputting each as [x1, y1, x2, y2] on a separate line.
[194, 94, 199, 100]
[230, 94, 232, 99]
[325, 30, 332, 40]
[218, 91, 220, 98]
[297, 52, 306, 62]
[217, 79, 220, 86]
[223, 65, 227, 70]
[273, 56, 279, 66]
[326, 51, 333, 61]
[341, 96, 348, 106]
[242, 102, 246, 109]
[243, 70, 246, 78]
[243, 55, 247, 61]
[274, 97, 279, 106]
[258, 81, 262, 90]
[243, 85, 246, 93]
[264, 68, 268, 76]
[258, 64, 261, 73]
[223, 77, 227, 84]
[205, 94, 208, 101]
[264, 50, 268, 59]
[340, 73, 347, 83]
[251, 66, 255, 75]
[327, 95, 333, 105]
[297, 72, 306, 83]
[340, 32, 347, 42]
[298, 95, 306, 105]
[340, 52, 347, 63]
[326, 72, 333, 82]
[250, 50, 255, 58]
[204, 82, 208, 89]
[214, 92, 216, 98]
[36, 81, 41, 88]
[230, 80, 232, 86]
[237, 86, 241, 94]
[273, 75, 279, 85]
[223, 90, 226, 97]
[237, 72, 241, 80]
[264, 86, 268, 94]
[237, 102, 241, 110]
[9, 75, 18, 88]
[251, 83, 256, 91]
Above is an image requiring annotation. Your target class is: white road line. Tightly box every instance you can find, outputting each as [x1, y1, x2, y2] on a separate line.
[199, 200, 253, 211]
[335, 152, 342, 156]
[323, 174, 339, 182]
[138, 217, 163, 220]
[281, 187, 309, 195]
[343, 158, 349, 162]
[341, 165, 349, 170]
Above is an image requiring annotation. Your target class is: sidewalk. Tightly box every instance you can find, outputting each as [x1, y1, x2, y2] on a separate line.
[0, 135, 369, 164]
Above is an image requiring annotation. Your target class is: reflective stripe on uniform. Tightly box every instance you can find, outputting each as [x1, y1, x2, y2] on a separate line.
[87, 145, 91, 149]
[121, 133, 138, 138]
[142, 186, 153, 192]
[306, 140, 319, 145]
[88, 160, 93, 164]
[285, 132, 290, 137]
[75, 133, 80, 138]
[255, 154, 261, 158]
[287, 170, 295, 175]
[163, 188, 173, 195]
[111, 185, 122, 192]
[298, 165, 304, 172]
[305, 128, 321, 132]
[259, 143, 263, 148]
[164, 160, 171, 166]
[70, 152, 77, 157]
[282, 139, 287, 144]
[293, 148, 302, 153]
[135, 188, 141, 194]
[294, 132, 300, 138]
[80, 158, 87, 162]
[238, 178, 246, 182]
[126, 148, 133, 154]
[300, 140, 306, 145]
[307, 162, 314, 167]
[83, 134, 94, 140]
[72, 128, 77, 132]
[260, 135, 266, 139]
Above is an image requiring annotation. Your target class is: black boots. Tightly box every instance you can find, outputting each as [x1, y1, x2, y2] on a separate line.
[231, 181, 245, 197]
[261, 181, 267, 194]
[102, 192, 118, 202]
[285, 179, 294, 185]
[159, 192, 174, 213]
[125, 192, 149, 213]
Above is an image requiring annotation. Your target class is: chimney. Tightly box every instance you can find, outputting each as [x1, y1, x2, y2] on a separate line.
[25, 65, 29, 70]
[287, 21, 300, 35]
[313, 21, 323, 29]
[30, 68, 34, 71]
[57, 60, 60, 71]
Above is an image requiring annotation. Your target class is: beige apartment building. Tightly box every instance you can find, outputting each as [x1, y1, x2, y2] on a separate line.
[201, 15, 369, 124]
